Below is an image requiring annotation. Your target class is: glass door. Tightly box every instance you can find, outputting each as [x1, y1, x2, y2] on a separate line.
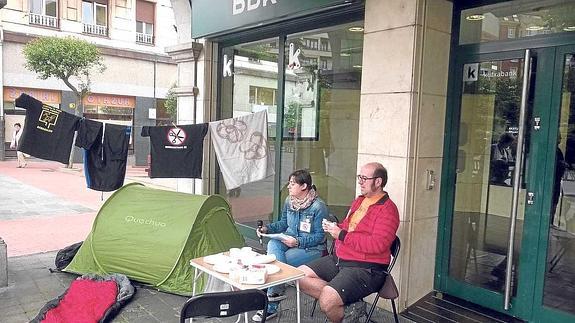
[444, 52, 534, 317]
[533, 45, 575, 322]
[439, 46, 575, 321]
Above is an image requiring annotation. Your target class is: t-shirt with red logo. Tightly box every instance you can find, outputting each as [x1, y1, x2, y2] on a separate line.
[141, 124, 208, 178]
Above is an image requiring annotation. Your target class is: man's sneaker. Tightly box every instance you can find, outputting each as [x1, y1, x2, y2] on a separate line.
[252, 309, 278, 321]
[267, 292, 288, 302]
[342, 300, 366, 323]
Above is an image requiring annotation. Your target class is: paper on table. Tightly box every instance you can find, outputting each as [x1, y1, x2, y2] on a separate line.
[260, 233, 292, 241]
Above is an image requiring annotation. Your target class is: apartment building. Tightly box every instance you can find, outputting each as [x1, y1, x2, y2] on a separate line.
[0, 0, 178, 165]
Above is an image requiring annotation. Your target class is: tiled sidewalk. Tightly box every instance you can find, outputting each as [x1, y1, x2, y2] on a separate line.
[1, 251, 409, 323]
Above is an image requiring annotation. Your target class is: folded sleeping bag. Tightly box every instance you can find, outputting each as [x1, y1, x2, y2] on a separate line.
[31, 273, 135, 323]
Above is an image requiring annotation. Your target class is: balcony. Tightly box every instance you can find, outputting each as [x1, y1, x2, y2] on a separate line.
[83, 23, 108, 36]
[136, 32, 153, 45]
[29, 13, 58, 28]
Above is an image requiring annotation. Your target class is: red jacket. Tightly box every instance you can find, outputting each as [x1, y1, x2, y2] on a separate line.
[334, 194, 399, 265]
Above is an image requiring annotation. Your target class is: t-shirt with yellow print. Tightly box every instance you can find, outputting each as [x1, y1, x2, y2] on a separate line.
[348, 193, 386, 232]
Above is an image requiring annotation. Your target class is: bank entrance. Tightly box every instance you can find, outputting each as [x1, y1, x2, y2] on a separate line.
[437, 1, 575, 322]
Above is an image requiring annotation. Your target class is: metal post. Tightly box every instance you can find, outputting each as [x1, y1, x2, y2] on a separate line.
[504, 49, 531, 310]
[0, 26, 5, 161]
[0, 238, 7, 287]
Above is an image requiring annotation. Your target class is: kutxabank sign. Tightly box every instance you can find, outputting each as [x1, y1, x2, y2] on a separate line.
[191, 0, 356, 38]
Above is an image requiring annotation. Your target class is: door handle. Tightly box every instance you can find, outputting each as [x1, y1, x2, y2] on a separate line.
[504, 49, 532, 310]
[527, 192, 535, 205]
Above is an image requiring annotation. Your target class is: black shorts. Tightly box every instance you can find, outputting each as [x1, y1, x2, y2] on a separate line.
[306, 255, 388, 304]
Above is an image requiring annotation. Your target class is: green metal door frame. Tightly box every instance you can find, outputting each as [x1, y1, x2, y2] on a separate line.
[436, 32, 575, 322]
[530, 44, 575, 323]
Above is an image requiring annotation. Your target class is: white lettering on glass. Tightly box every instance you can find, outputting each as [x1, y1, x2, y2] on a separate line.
[288, 43, 301, 70]
[232, 0, 278, 15]
[247, 0, 260, 11]
[233, 0, 245, 15]
[223, 54, 233, 77]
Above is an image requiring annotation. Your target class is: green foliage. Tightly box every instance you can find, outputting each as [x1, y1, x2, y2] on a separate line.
[164, 84, 177, 121]
[23, 36, 105, 101]
[284, 102, 302, 131]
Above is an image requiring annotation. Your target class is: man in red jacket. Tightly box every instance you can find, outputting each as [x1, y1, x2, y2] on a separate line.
[298, 162, 400, 323]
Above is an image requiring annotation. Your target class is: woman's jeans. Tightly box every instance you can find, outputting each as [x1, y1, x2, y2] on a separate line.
[266, 239, 322, 313]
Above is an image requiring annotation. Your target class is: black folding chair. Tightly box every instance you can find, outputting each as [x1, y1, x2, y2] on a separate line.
[365, 236, 401, 323]
[180, 289, 268, 323]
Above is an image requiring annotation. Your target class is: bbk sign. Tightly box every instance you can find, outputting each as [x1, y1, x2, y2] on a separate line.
[233, 0, 278, 15]
[192, 0, 357, 38]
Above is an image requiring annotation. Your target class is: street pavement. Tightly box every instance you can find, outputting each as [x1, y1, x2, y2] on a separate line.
[0, 158, 408, 322]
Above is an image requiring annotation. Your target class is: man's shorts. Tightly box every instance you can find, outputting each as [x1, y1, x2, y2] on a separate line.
[306, 255, 388, 304]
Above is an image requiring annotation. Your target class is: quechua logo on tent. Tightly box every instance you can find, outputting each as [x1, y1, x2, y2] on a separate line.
[124, 215, 167, 227]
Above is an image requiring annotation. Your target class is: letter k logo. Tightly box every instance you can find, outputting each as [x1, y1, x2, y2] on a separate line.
[463, 63, 479, 82]
[288, 43, 301, 70]
[223, 54, 233, 77]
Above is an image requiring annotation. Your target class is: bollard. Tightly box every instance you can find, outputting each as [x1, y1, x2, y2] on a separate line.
[0, 238, 7, 287]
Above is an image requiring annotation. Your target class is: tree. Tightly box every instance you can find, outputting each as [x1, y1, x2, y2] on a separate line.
[164, 84, 177, 122]
[23, 36, 105, 167]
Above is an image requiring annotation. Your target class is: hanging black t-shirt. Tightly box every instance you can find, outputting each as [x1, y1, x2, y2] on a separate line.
[141, 124, 208, 178]
[76, 119, 131, 192]
[15, 93, 80, 164]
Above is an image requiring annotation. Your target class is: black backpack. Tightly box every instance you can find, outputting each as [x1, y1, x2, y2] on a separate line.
[54, 242, 83, 271]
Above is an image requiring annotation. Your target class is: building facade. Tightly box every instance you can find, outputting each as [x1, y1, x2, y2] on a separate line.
[0, 0, 178, 165]
[167, 0, 575, 322]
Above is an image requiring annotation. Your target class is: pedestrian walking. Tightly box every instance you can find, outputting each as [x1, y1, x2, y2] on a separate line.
[10, 123, 27, 168]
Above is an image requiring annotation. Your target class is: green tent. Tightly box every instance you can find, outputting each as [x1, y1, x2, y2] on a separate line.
[65, 183, 245, 295]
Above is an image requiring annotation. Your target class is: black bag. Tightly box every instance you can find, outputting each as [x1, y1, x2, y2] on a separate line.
[54, 242, 83, 270]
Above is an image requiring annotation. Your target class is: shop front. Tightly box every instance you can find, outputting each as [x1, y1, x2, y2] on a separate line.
[82, 93, 136, 154]
[436, 1, 575, 322]
[183, 0, 454, 316]
[192, 0, 366, 238]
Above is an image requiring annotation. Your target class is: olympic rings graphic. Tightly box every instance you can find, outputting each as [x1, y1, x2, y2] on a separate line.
[240, 132, 267, 160]
[216, 119, 247, 143]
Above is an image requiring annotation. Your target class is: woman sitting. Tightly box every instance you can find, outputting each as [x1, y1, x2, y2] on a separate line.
[253, 169, 328, 321]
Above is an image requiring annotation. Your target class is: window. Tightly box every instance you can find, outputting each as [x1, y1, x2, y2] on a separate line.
[320, 38, 330, 51]
[460, 1, 575, 44]
[82, 1, 107, 36]
[29, 0, 58, 27]
[303, 38, 318, 50]
[136, 0, 155, 44]
[507, 27, 516, 38]
[218, 21, 364, 226]
[136, 22, 154, 44]
[249, 86, 276, 106]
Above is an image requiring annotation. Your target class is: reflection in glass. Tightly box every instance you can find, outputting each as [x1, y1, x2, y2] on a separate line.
[544, 53, 575, 315]
[218, 38, 279, 227]
[460, 0, 575, 45]
[449, 58, 531, 295]
[281, 23, 363, 218]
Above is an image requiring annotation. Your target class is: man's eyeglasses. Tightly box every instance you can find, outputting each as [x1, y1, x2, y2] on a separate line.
[357, 175, 377, 183]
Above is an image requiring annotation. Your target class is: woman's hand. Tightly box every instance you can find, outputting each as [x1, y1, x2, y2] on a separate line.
[282, 236, 298, 248]
[256, 226, 268, 238]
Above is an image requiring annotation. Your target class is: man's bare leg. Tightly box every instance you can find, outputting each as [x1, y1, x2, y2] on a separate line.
[319, 286, 345, 323]
[298, 265, 328, 299]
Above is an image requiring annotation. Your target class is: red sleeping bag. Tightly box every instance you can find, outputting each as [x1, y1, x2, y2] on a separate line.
[31, 274, 135, 323]
[42, 279, 118, 323]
